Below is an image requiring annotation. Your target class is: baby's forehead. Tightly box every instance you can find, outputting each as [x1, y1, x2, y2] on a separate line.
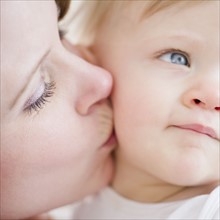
[73, 0, 208, 45]
[111, 1, 204, 23]
[140, 1, 200, 17]
[96, 1, 203, 32]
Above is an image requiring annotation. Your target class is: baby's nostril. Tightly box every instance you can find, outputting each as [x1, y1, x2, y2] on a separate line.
[193, 99, 201, 104]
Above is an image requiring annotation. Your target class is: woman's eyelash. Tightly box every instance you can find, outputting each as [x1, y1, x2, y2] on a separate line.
[156, 48, 191, 67]
[25, 81, 56, 114]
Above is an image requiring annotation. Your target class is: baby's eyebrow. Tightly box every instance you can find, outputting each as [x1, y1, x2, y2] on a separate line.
[145, 30, 204, 46]
[168, 31, 203, 43]
[10, 49, 51, 110]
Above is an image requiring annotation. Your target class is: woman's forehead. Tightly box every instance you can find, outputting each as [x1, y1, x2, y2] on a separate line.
[1, 1, 57, 74]
[1, 1, 58, 114]
[1, 1, 58, 68]
[2, 1, 57, 33]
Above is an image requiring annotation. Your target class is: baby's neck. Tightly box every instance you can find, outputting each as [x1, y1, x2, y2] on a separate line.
[111, 152, 218, 203]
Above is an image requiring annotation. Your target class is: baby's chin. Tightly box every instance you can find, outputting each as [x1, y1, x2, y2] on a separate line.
[92, 156, 114, 194]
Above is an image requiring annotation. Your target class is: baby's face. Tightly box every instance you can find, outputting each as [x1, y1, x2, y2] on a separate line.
[93, 1, 219, 186]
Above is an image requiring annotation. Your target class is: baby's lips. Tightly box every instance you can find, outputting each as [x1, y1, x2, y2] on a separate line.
[174, 124, 219, 141]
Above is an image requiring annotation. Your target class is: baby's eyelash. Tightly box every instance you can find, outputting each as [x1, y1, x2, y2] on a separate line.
[25, 81, 56, 114]
[155, 48, 191, 67]
[156, 48, 188, 57]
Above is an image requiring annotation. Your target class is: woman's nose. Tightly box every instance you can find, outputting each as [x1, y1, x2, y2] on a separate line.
[75, 59, 113, 115]
[182, 75, 220, 112]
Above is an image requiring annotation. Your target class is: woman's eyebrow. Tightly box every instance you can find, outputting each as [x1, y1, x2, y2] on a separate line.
[10, 49, 51, 110]
[59, 29, 67, 39]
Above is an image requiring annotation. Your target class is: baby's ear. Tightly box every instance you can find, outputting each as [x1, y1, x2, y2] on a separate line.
[75, 45, 98, 65]
[61, 39, 98, 65]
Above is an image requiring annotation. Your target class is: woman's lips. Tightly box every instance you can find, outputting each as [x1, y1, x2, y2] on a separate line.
[103, 130, 117, 147]
[174, 124, 219, 141]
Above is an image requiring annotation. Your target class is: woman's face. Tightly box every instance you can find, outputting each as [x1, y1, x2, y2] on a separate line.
[1, 1, 115, 219]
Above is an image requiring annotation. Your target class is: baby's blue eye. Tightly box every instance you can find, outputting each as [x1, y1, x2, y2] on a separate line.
[159, 52, 190, 67]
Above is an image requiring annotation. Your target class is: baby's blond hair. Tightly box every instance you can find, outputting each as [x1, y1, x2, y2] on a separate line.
[73, 0, 204, 45]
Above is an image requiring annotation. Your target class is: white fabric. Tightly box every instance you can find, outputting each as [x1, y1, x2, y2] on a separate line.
[49, 203, 78, 220]
[69, 186, 220, 220]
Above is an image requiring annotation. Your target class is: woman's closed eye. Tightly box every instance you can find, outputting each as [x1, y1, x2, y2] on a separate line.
[24, 81, 55, 114]
[158, 49, 191, 67]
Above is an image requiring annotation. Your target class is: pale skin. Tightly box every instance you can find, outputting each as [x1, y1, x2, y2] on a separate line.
[91, 1, 220, 202]
[1, 1, 116, 219]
